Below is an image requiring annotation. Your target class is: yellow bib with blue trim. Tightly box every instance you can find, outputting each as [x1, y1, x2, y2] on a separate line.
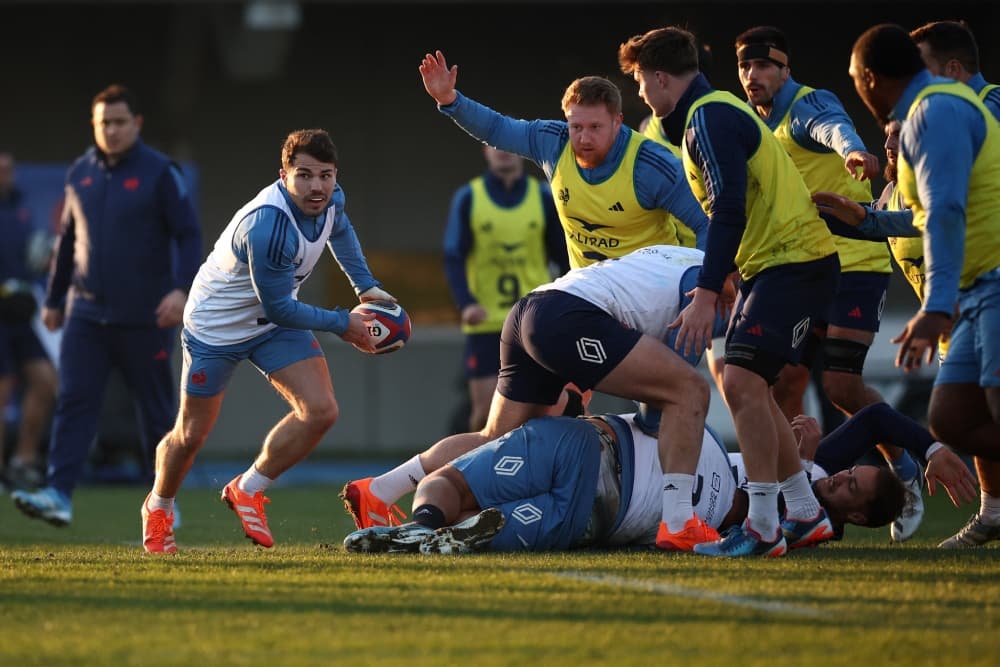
[897, 82, 1000, 289]
[463, 176, 552, 333]
[551, 130, 679, 268]
[682, 90, 837, 280]
[775, 86, 890, 274]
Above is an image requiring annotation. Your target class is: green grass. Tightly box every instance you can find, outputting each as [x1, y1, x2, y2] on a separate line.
[1, 484, 998, 667]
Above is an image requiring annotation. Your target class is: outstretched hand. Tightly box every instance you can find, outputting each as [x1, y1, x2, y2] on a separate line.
[925, 446, 979, 508]
[812, 191, 867, 227]
[891, 311, 951, 372]
[845, 150, 880, 181]
[419, 50, 458, 106]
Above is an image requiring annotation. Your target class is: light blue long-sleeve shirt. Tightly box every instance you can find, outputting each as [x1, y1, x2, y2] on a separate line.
[235, 182, 379, 335]
[967, 72, 1000, 121]
[758, 77, 867, 158]
[893, 70, 988, 314]
[438, 92, 709, 249]
[850, 71, 1000, 243]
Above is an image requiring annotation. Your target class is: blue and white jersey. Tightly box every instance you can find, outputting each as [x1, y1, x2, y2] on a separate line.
[605, 415, 738, 546]
[531, 245, 704, 340]
[185, 181, 333, 345]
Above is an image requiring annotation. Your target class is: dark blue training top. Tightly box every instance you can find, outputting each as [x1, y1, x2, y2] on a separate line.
[46, 139, 202, 326]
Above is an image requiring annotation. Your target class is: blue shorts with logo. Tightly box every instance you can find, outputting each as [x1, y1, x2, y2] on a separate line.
[498, 291, 642, 405]
[464, 332, 501, 379]
[451, 416, 602, 551]
[727, 254, 840, 366]
[823, 270, 889, 332]
[936, 269, 1000, 388]
[181, 327, 325, 397]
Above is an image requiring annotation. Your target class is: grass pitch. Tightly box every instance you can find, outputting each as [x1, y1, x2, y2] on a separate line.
[1, 482, 998, 667]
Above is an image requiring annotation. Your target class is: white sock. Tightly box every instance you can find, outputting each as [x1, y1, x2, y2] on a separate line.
[979, 491, 1000, 525]
[661, 473, 695, 533]
[370, 455, 426, 505]
[238, 465, 274, 495]
[780, 470, 821, 521]
[745, 482, 780, 541]
[147, 490, 174, 514]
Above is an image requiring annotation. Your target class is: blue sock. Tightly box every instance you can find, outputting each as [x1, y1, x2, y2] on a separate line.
[890, 450, 919, 482]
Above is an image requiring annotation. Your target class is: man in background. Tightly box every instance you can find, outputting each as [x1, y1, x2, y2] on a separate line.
[12, 85, 203, 526]
[443, 146, 567, 432]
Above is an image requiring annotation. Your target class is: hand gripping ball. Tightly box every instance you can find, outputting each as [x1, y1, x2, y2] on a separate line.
[350, 300, 411, 354]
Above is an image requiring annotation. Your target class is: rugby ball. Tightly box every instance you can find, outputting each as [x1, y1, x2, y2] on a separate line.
[351, 300, 411, 354]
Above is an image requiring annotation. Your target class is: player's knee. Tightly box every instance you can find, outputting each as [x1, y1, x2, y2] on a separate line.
[822, 338, 869, 376]
[725, 344, 786, 393]
[170, 422, 211, 453]
[307, 397, 339, 431]
[684, 372, 711, 412]
[650, 364, 708, 413]
[721, 372, 754, 408]
[927, 404, 963, 449]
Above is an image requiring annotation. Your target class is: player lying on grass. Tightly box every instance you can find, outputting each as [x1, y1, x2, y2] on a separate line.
[343, 402, 977, 555]
[344, 244, 736, 552]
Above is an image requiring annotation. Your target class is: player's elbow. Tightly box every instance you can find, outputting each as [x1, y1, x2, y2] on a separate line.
[261, 298, 297, 327]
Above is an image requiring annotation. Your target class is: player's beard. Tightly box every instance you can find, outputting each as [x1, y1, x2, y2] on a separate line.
[884, 161, 897, 183]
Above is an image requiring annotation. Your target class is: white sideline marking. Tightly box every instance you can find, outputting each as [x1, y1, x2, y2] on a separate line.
[555, 572, 827, 617]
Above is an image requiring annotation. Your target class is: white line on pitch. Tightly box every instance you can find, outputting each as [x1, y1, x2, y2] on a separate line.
[555, 571, 827, 617]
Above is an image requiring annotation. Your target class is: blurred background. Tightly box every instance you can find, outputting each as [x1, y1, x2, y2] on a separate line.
[2, 0, 992, 471]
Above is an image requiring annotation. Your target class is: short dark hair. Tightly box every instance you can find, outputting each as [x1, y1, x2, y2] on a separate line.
[560, 76, 623, 117]
[281, 129, 339, 169]
[92, 84, 139, 115]
[860, 467, 908, 528]
[910, 20, 981, 75]
[852, 23, 925, 79]
[734, 25, 789, 58]
[618, 27, 700, 78]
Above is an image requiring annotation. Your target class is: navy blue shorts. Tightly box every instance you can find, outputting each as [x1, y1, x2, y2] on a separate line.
[824, 271, 889, 332]
[0, 323, 49, 376]
[464, 332, 501, 379]
[498, 291, 642, 405]
[727, 254, 840, 366]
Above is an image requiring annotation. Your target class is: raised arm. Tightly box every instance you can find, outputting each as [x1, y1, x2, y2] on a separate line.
[419, 50, 458, 106]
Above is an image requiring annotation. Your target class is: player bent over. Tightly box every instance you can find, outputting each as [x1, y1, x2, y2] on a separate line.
[141, 129, 394, 553]
[345, 244, 733, 552]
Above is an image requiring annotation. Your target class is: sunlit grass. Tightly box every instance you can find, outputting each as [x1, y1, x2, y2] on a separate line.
[1, 484, 997, 666]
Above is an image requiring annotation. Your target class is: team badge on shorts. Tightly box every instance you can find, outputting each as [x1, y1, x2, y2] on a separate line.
[577, 337, 606, 364]
[792, 317, 810, 350]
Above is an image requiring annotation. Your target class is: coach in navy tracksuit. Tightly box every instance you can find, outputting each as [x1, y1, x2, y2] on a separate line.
[12, 84, 202, 526]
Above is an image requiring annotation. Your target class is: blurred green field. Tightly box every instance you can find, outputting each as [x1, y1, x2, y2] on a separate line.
[1, 482, 998, 667]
